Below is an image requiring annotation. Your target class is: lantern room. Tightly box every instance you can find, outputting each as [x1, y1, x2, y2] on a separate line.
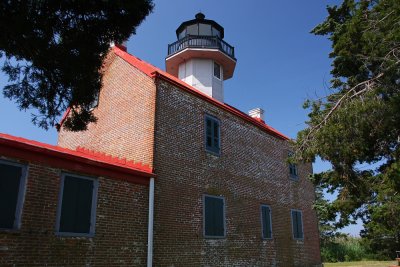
[166, 13, 237, 102]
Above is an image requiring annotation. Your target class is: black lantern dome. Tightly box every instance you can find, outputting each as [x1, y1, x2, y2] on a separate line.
[175, 12, 224, 39]
[166, 13, 236, 81]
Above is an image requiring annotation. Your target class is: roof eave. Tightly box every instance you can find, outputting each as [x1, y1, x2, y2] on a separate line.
[0, 134, 155, 185]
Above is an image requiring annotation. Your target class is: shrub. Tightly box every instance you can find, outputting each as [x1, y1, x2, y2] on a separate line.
[321, 236, 368, 262]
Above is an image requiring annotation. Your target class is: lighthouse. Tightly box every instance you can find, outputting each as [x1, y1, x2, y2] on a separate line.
[166, 13, 237, 102]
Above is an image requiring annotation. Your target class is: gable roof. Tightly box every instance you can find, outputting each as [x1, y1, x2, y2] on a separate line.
[0, 133, 154, 185]
[112, 46, 289, 141]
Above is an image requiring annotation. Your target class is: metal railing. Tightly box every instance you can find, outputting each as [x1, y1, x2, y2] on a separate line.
[167, 35, 235, 59]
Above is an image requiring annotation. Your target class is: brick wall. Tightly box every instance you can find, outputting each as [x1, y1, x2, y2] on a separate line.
[58, 54, 157, 167]
[152, 80, 321, 267]
[56, 49, 321, 266]
[0, 157, 149, 266]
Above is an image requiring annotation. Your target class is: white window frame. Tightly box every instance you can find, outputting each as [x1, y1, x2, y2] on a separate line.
[0, 159, 28, 231]
[55, 173, 99, 237]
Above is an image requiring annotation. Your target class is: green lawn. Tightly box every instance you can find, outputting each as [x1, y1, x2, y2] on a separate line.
[324, 261, 397, 267]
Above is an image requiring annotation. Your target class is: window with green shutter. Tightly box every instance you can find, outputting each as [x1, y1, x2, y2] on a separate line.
[291, 209, 304, 239]
[205, 115, 220, 155]
[261, 205, 272, 239]
[203, 195, 225, 238]
[288, 152, 299, 180]
[289, 163, 298, 179]
[0, 160, 27, 230]
[56, 174, 98, 236]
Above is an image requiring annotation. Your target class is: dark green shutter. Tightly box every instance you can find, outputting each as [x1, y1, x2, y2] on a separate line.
[292, 210, 298, 238]
[289, 163, 298, 178]
[292, 210, 303, 239]
[213, 197, 224, 236]
[59, 176, 93, 233]
[296, 211, 303, 238]
[204, 196, 214, 236]
[262, 206, 272, 238]
[213, 120, 219, 151]
[0, 163, 22, 229]
[205, 116, 220, 154]
[204, 196, 224, 237]
[206, 118, 213, 148]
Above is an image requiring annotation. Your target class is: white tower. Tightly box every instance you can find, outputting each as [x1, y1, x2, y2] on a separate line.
[166, 13, 237, 102]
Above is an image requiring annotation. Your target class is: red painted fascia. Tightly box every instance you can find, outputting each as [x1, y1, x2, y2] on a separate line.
[58, 107, 71, 129]
[113, 47, 157, 77]
[0, 133, 155, 186]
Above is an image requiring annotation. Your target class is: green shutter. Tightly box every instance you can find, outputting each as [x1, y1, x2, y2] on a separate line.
[292, 210, 303, 239]
[290, 163, 298, 178]
[292, 210, 298, 238]
[262, 206, 272, 238]
[59, 176, 93, 233]
[297, 211, 303, 238]
[0, 163, 22, 229]
[204, 196, 224, 237]
[213, 120, 219, 151]
[206, 118, 213, 147]
[213, 197, 224, 236]
[205, 116, 220, 154]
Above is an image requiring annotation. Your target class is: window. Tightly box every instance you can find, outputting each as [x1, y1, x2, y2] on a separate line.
[291, 209, 304, 239]
[289, 163, 298, 179]
[205, 115, 220, 155]
[199, 23, 212, 35]
[56, 174, 98, 236]
[288, 152, 298, 179]
[213, 61, 221, 79]
[261, 205, 272, 239]
[203, 195, 225, 238]
[0, 160, 27, 230]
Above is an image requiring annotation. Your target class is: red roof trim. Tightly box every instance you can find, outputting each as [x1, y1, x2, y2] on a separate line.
[0, 133, 154, 186]
[58, 107, 71, 129]
[113, 47, 156, 77]
[113, 46, 289, 140]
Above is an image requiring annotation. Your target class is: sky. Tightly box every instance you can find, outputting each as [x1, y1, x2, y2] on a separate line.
[0, 0, 363, 235]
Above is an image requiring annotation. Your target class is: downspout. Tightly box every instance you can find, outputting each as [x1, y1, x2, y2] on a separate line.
[147, 177, 155, 267]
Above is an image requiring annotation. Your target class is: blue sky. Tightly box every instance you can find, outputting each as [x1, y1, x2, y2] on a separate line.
[0, 1, 363, 235]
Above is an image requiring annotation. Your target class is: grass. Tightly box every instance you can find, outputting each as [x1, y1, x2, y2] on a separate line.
[324, 261, 397, 267]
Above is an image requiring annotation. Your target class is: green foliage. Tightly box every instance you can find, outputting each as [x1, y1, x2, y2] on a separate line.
[0, 0, 154, 131]
[296, 0, 400, 258]
[321, 236, 370, 263]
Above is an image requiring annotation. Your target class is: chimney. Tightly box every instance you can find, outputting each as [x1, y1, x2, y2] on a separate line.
[248, 108, 265, 122]
[110, 40, 128, 51]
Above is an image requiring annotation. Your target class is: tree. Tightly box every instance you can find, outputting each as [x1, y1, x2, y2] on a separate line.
[0, 0, 153, 131]
[296, 0, 400, 258]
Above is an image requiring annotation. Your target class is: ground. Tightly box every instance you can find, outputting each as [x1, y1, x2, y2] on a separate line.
[324, 261, 397, 267]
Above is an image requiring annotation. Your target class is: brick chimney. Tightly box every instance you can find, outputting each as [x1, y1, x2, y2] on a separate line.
[248, 108, 265, 122]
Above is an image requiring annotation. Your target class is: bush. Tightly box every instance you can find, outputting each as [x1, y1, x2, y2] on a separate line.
[321, 236, 368, 262]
